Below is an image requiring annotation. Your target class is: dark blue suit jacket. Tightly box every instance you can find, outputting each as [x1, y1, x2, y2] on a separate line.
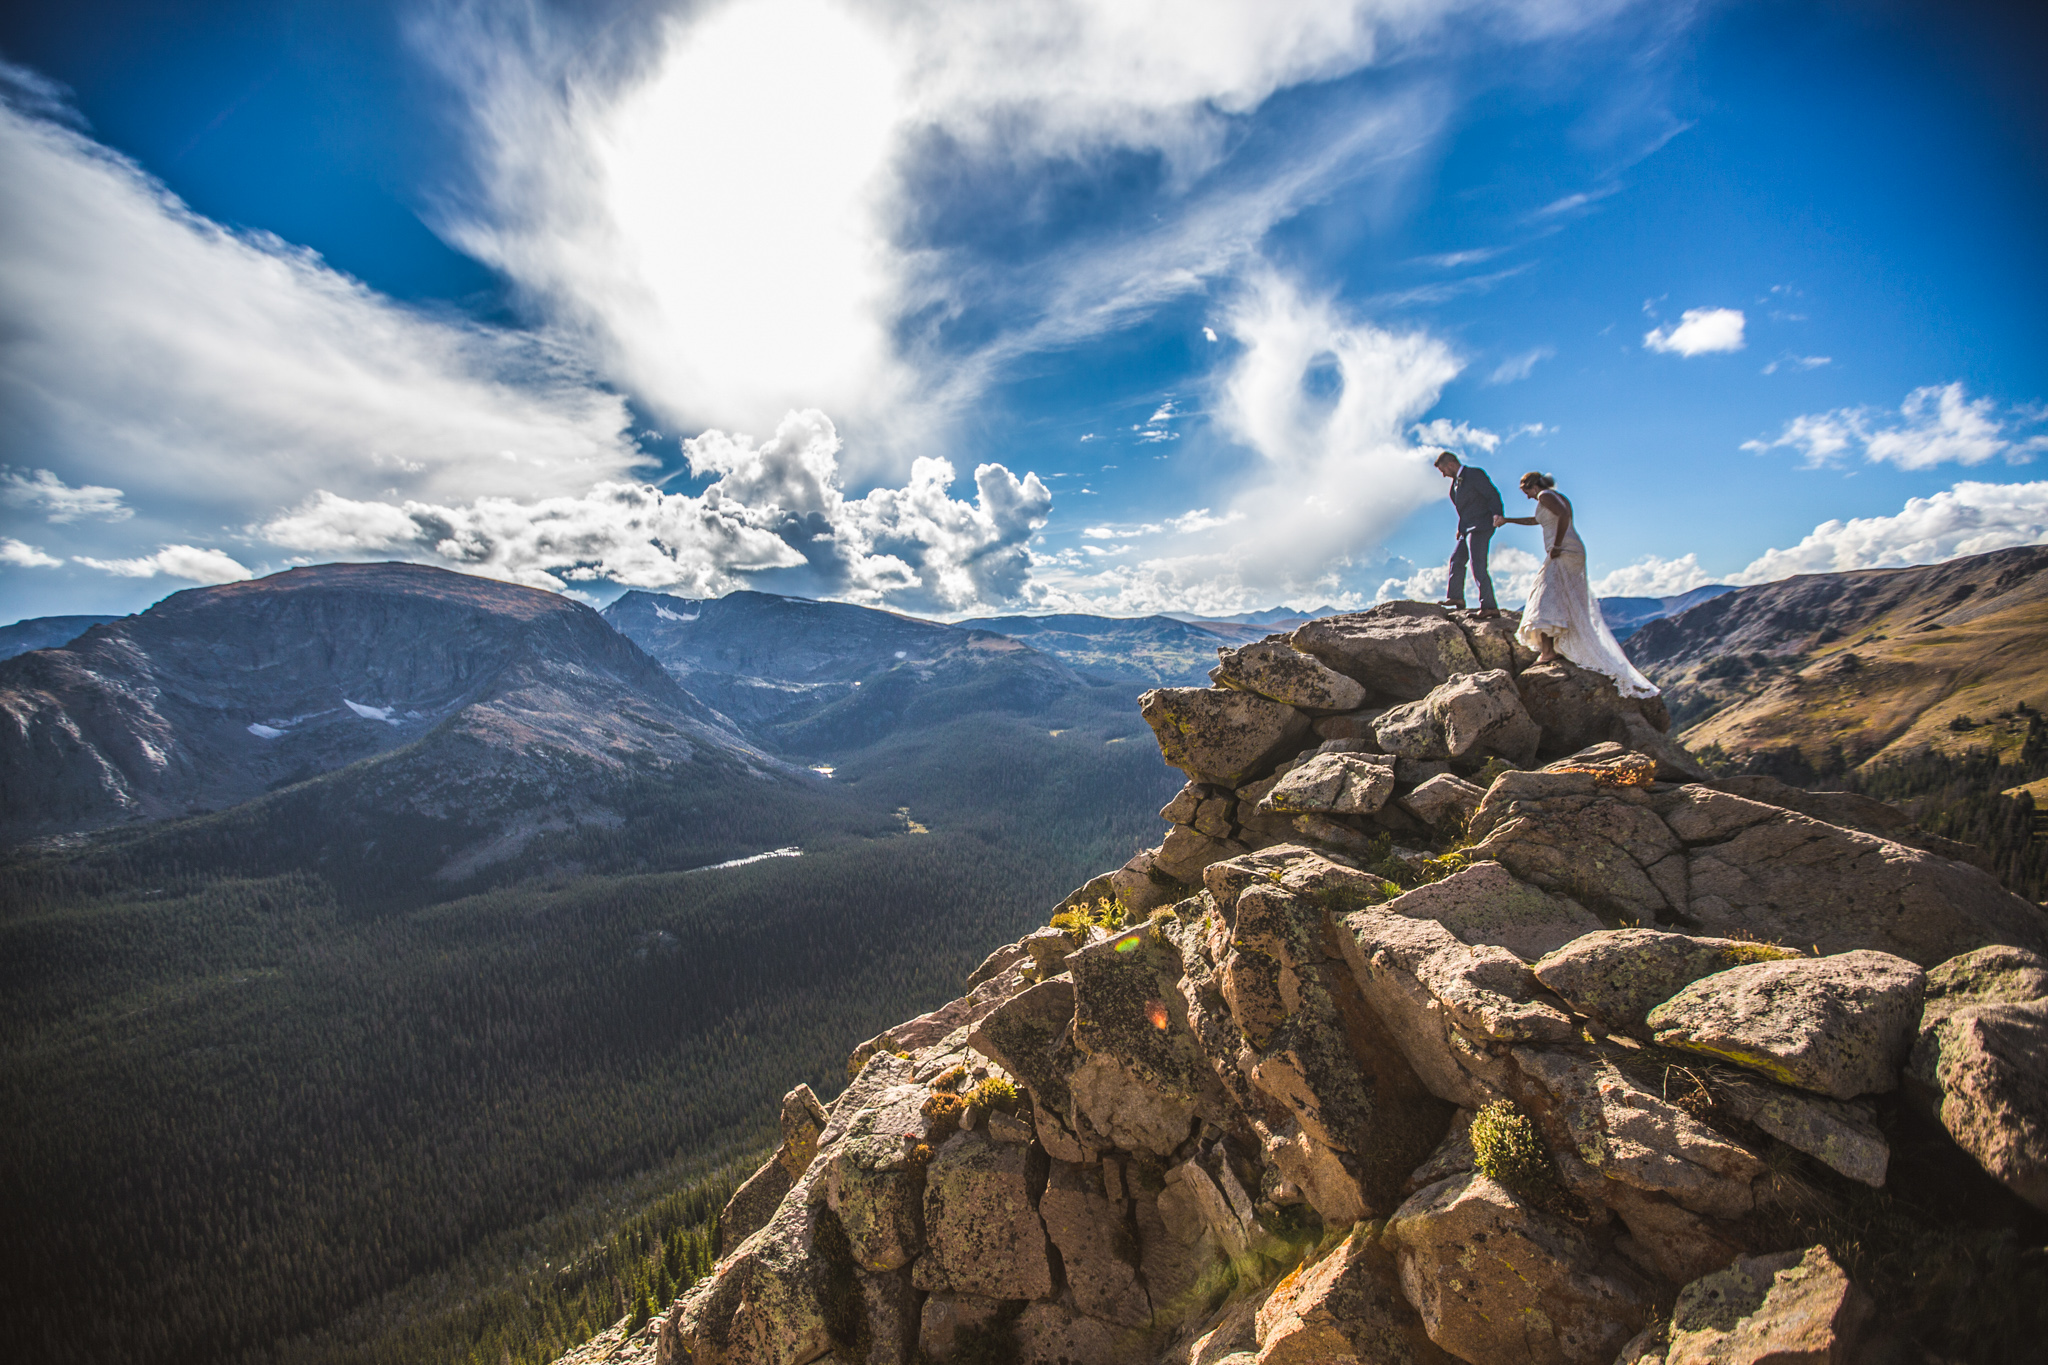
[1450, 465, 1504, 533]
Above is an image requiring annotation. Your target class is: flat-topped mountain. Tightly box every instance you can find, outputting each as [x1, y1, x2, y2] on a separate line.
[0, 563, 767, 846]
[0, 614, 123, 662]
[1628, 545, 2048, 767]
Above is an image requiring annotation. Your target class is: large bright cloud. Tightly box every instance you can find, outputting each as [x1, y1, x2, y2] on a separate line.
[262, 410, 1050, 612]
[72, 545, 252, 585]
[427, 0, 1635, 464]
[1742, 382, 2043, 470]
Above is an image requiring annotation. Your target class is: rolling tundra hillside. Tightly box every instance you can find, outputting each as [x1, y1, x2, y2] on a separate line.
[1627, 544, 2048, 771]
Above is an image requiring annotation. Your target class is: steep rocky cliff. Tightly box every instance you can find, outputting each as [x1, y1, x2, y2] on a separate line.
[580, 600, 2048, 1365]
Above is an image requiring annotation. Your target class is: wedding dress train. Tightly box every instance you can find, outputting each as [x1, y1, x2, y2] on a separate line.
[1517, 495, 1660, 699]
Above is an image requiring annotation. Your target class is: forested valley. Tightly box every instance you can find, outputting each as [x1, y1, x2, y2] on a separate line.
[1, 702, 1180, 1365]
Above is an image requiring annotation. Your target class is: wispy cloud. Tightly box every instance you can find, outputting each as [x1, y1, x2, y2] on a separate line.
[1643, 306, 1745, 356]
[1532, 183, 1620, 217]
[1742, 382, 2041, 470]
[1487, 347, 1554, 384]
[1761, 354, 1830, 375]
[2, 468, 132, 523]
[0, 94, 643, 528]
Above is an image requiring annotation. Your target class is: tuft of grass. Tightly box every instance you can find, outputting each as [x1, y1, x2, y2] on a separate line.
[932, 1064, 968, 1093]
[1473, 756, 1519, 790]
[1050, 894, 1126, 942]
[921, 1092, 964, 1142]
[967, 1076, 1022, 1115]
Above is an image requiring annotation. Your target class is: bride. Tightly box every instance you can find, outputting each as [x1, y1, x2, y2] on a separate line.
[1495, 472, 1659, 698]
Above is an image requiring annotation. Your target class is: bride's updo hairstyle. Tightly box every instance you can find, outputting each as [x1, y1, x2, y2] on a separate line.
[1520, 471, 1557, 491]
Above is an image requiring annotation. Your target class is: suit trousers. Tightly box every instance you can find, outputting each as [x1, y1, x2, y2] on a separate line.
[1446, 524, 1496, 609]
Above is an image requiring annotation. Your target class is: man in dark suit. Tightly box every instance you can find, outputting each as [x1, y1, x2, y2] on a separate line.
[1433, 450, 1503, 616]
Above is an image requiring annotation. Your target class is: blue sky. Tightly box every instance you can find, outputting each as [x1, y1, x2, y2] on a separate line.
[2, 0, 2043, 622]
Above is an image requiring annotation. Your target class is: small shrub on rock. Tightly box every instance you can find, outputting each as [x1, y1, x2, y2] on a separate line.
[1470, 1100, 1564, 1208]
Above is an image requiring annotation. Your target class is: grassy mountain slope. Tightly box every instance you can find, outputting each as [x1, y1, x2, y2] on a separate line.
[1626, 545, 2048, 771]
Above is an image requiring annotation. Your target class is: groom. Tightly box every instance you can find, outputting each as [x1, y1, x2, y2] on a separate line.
[1433, 450, 1503, 617]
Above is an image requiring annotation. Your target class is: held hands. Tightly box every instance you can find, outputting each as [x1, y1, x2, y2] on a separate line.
[1493, 514, 1506, 528]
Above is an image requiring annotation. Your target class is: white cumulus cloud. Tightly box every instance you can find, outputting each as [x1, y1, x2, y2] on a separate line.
[1742, 382, 2037, 470]
[1729, 480, 2048, 584]
[1592, 553, 1713, 597]
[74, 545, 251, 584]
[1643, 306, 1745, 356]
[262, 410, 1050, 612]
[1410, 418, 1501, 454]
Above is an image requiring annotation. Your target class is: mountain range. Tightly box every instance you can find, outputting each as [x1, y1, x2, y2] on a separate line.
[5, 548, 2046, 1365]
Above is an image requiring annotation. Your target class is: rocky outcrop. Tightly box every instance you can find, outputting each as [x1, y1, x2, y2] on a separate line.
[1622, 1246, 1872, 1364]
[624, 597, 2048, 1365]
[1904, 945, 2048, 1211]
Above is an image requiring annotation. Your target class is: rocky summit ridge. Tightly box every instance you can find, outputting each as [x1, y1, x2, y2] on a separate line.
[572, 600, 2048, 1365]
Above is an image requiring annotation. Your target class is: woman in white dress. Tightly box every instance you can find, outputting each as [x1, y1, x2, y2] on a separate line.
[1494, 472, 1660, 698]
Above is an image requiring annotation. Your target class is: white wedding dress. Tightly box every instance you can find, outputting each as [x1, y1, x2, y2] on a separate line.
[1518, 494, 1660, 698]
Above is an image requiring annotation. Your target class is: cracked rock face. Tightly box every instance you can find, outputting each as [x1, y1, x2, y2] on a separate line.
[912, 1131, 1055, 1300]
[1139, 687, 1311, 787]
[1531, 930, 1801, 1034]
[1907, 952, 2048, 1212]
[1654, 1246, 1872, 1365]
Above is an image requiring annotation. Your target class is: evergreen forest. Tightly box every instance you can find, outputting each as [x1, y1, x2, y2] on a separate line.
[0, 704, 1179, 1365]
